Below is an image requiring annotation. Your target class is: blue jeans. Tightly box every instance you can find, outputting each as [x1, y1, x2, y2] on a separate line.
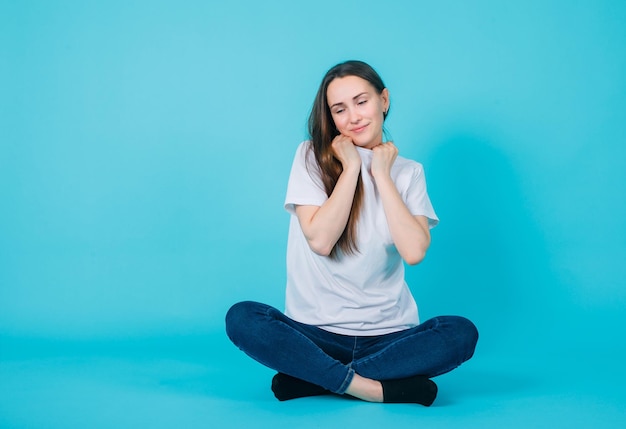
[225, 301, 478, 394]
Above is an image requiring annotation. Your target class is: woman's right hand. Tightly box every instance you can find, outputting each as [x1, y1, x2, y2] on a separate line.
[295, 135, 361, 256]
[331, 135, 361, 171]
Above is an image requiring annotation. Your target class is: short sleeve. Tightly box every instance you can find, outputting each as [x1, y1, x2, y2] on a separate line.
[404, 163, 439, 228]
[284, 142, 328, 214]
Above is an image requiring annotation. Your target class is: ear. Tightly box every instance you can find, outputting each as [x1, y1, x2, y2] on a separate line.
[381, 88, 390, 112]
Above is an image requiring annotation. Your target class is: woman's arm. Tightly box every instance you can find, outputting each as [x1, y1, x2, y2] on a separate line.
[372, 142, 431, 265]
[295, 136, 361, 256]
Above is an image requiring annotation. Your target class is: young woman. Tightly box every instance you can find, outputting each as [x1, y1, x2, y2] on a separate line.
[225, 60, 478, 405]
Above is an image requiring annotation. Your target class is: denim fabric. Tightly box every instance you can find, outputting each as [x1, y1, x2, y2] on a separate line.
[225, 301, 478, 395]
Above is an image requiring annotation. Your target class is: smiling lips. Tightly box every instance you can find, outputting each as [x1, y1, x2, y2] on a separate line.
[352, 124, 369, 133]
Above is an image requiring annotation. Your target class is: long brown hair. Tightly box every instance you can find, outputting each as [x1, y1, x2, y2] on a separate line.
[307, 60, 389, 258]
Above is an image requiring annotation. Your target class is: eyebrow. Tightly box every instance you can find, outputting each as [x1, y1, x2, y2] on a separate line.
[330, 92, 368, 109]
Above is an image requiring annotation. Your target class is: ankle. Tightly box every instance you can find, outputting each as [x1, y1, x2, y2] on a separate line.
[381, 375, 437, 406]
[344, 374, 383, 402]
[271, 373, 328, 401]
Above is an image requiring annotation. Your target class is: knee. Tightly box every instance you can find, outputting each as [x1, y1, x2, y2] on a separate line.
[452, 316, 479, 361]
[225, 301, 262, 344]
[436, 315, 478, 363]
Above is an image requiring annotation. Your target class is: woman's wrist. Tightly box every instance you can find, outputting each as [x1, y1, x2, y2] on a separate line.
[372, 169, 393, 184]
[342, 163, 361, 176]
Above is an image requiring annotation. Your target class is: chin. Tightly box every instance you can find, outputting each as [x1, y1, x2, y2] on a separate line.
[350, 135, 373, 147]
[357, 141, 377, 149]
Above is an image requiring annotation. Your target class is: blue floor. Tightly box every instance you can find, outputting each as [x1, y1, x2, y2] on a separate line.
[1, 332, 624, 429]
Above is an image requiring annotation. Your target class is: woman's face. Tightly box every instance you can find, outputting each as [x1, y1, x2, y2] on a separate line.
[326, 75, 389, 149]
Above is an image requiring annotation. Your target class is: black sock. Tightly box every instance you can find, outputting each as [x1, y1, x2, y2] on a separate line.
[271, 373, 329, 401]
[381, 375, 438, 406]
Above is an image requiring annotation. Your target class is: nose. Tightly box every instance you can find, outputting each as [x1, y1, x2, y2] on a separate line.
[349, 108, 362, 124]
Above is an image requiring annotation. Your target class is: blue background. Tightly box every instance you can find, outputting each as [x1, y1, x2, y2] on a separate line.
[1, 1, 625, 428]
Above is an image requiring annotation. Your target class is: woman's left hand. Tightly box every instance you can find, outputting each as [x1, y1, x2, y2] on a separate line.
[371, 141, 431, 265]
[371, 141, 398, 179]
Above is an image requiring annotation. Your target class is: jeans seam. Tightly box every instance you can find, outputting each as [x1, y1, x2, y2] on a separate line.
[354, 318, 444, 379]
[264, 304, 354, 394]
[336, 367, 355, 394]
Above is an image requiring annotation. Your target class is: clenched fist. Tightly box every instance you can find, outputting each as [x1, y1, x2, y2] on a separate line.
[332, 135, 362, 171]
[371, 141, 398, 179]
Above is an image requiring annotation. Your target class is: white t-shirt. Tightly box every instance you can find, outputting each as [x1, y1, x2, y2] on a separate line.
[284, 141, 438, 336]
